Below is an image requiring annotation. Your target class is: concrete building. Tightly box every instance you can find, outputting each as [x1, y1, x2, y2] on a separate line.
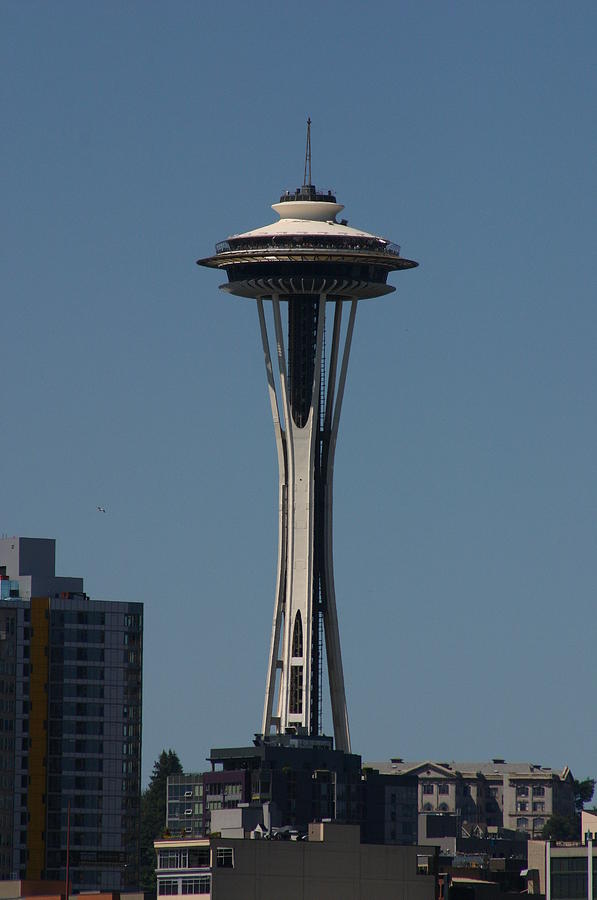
[0, 537, 142, 891]
[166, 740, 419, 846]
[167, 735, 362, 838]
[527, 837, 597, 899]
[167, 774, 205, 838]
[155, 821, 437, 900]
[367, 759, 575, 838]
[197, 120, 418, 751]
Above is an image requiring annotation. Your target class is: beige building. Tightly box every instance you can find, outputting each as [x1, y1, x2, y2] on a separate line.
[527, 836, 597, 899]
[366, 759, 575, 838]
[155, 821, 437, 900]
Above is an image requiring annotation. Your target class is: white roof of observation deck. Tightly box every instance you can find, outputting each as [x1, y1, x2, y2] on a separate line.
[228, 198, 390, 243]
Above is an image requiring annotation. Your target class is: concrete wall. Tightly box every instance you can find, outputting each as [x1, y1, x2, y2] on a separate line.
[210, 829, 436, 900]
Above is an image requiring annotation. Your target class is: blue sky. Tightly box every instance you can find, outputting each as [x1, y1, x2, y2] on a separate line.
[2, 1, 596, 786]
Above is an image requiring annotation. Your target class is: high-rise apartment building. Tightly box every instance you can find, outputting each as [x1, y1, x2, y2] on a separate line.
[0, 536, 142, 891]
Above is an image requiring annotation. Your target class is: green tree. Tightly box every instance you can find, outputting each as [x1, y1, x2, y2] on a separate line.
[140, 749, 183, 892]
[574, 778, 595, 811]
[541, 814, 579, 841]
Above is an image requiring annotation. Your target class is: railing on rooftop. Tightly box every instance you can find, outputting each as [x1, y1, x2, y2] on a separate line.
[278, 185, 337, 203]
[214, 237, 401, 257]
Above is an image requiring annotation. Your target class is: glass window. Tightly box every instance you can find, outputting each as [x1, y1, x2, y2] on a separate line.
[158, 880, 179, 895]
[159, 850, 188, 869]
[181, 877, 210, 895]
[188, 847, 210, 867]
[216, 847, 234, 868]
[438, 784, 449, 795]
[516, 785, 529, 796]
[532, 786, 545, 797]
[423, 784, 434, 794]
[289, 665, 303, 715]
[516, 817, 528, 829]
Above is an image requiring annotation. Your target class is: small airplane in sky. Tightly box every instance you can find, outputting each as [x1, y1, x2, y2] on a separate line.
[97, 506, 107, 513]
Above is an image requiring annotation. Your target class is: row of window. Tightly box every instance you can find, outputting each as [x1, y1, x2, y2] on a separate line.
[516, 801, 545, 812]
[516, 785, 546, 797]
[204, 783, 242, 797]
[516, 817, 545, 829]
[168, 784, 203, 800]
[422, 783, 548, 797]
[50, 628, 105, 644]
[158, 848, 210, 869]
[159, 877, 210, 895]
[423, 784, 450, 795]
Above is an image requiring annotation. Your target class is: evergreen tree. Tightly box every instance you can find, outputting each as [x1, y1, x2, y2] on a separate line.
[541, 814, 579, 841]
[140, 749, 183, 892]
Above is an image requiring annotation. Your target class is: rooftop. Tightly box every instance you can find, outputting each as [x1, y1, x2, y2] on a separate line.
[366, 760, 572, 780]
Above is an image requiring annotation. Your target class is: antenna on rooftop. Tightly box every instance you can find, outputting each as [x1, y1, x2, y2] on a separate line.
[303, 117, 312, 187]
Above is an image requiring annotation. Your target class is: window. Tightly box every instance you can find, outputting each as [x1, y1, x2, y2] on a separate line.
[289, 666, 303, 715]
[216, 847, 234, 868]
[534, 818, 545, 831]
[516, 801, 528, 812]
[516, 817, 528, 829]
[158, 880, 179, 895]
[532, 786, 545, 797]
[490, 787, 499, 797]
[159, 850, 188, 869]
[423, 784, 434, 794]
[516, 785, 529, 796]
[423, 803, 433, 812]
[181, 877, 210, 894]
[291, 612, 303, 657]
[533, 802, 545, 812]
[188, 847, 210, 867]
[438, 784, 449, 795]
[439, 803, 449, 812]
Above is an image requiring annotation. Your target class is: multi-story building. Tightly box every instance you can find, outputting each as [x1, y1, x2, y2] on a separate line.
[167, 735, 363, 838]
[167, 773, 205, 838]
[167, 741, 419, 846]
[155, 821, 438, 900]
[527, 836, 597, 899]
[0, 536, 142, 891]
[367, 759, 575, 838]
[362, 770, 418, 845]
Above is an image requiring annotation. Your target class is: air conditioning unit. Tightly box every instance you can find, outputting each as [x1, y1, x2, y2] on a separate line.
[184, 790, 192, 797]
[184, 808, 192, 815]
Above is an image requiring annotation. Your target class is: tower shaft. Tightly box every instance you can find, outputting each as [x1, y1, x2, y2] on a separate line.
[198, 160, 417, 751]
[259, 294, 355, 752]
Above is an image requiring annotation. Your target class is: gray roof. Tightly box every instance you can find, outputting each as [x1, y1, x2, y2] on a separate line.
[365, 760, 572, 780]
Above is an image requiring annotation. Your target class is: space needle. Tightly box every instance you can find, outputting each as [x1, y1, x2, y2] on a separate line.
[198, 122, 417, 753]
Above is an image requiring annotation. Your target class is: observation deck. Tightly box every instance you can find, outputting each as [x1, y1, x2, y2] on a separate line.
[197, 184, 418, 300]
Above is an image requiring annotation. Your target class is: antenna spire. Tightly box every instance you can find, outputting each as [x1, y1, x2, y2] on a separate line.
[303, 117, 312, 187]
